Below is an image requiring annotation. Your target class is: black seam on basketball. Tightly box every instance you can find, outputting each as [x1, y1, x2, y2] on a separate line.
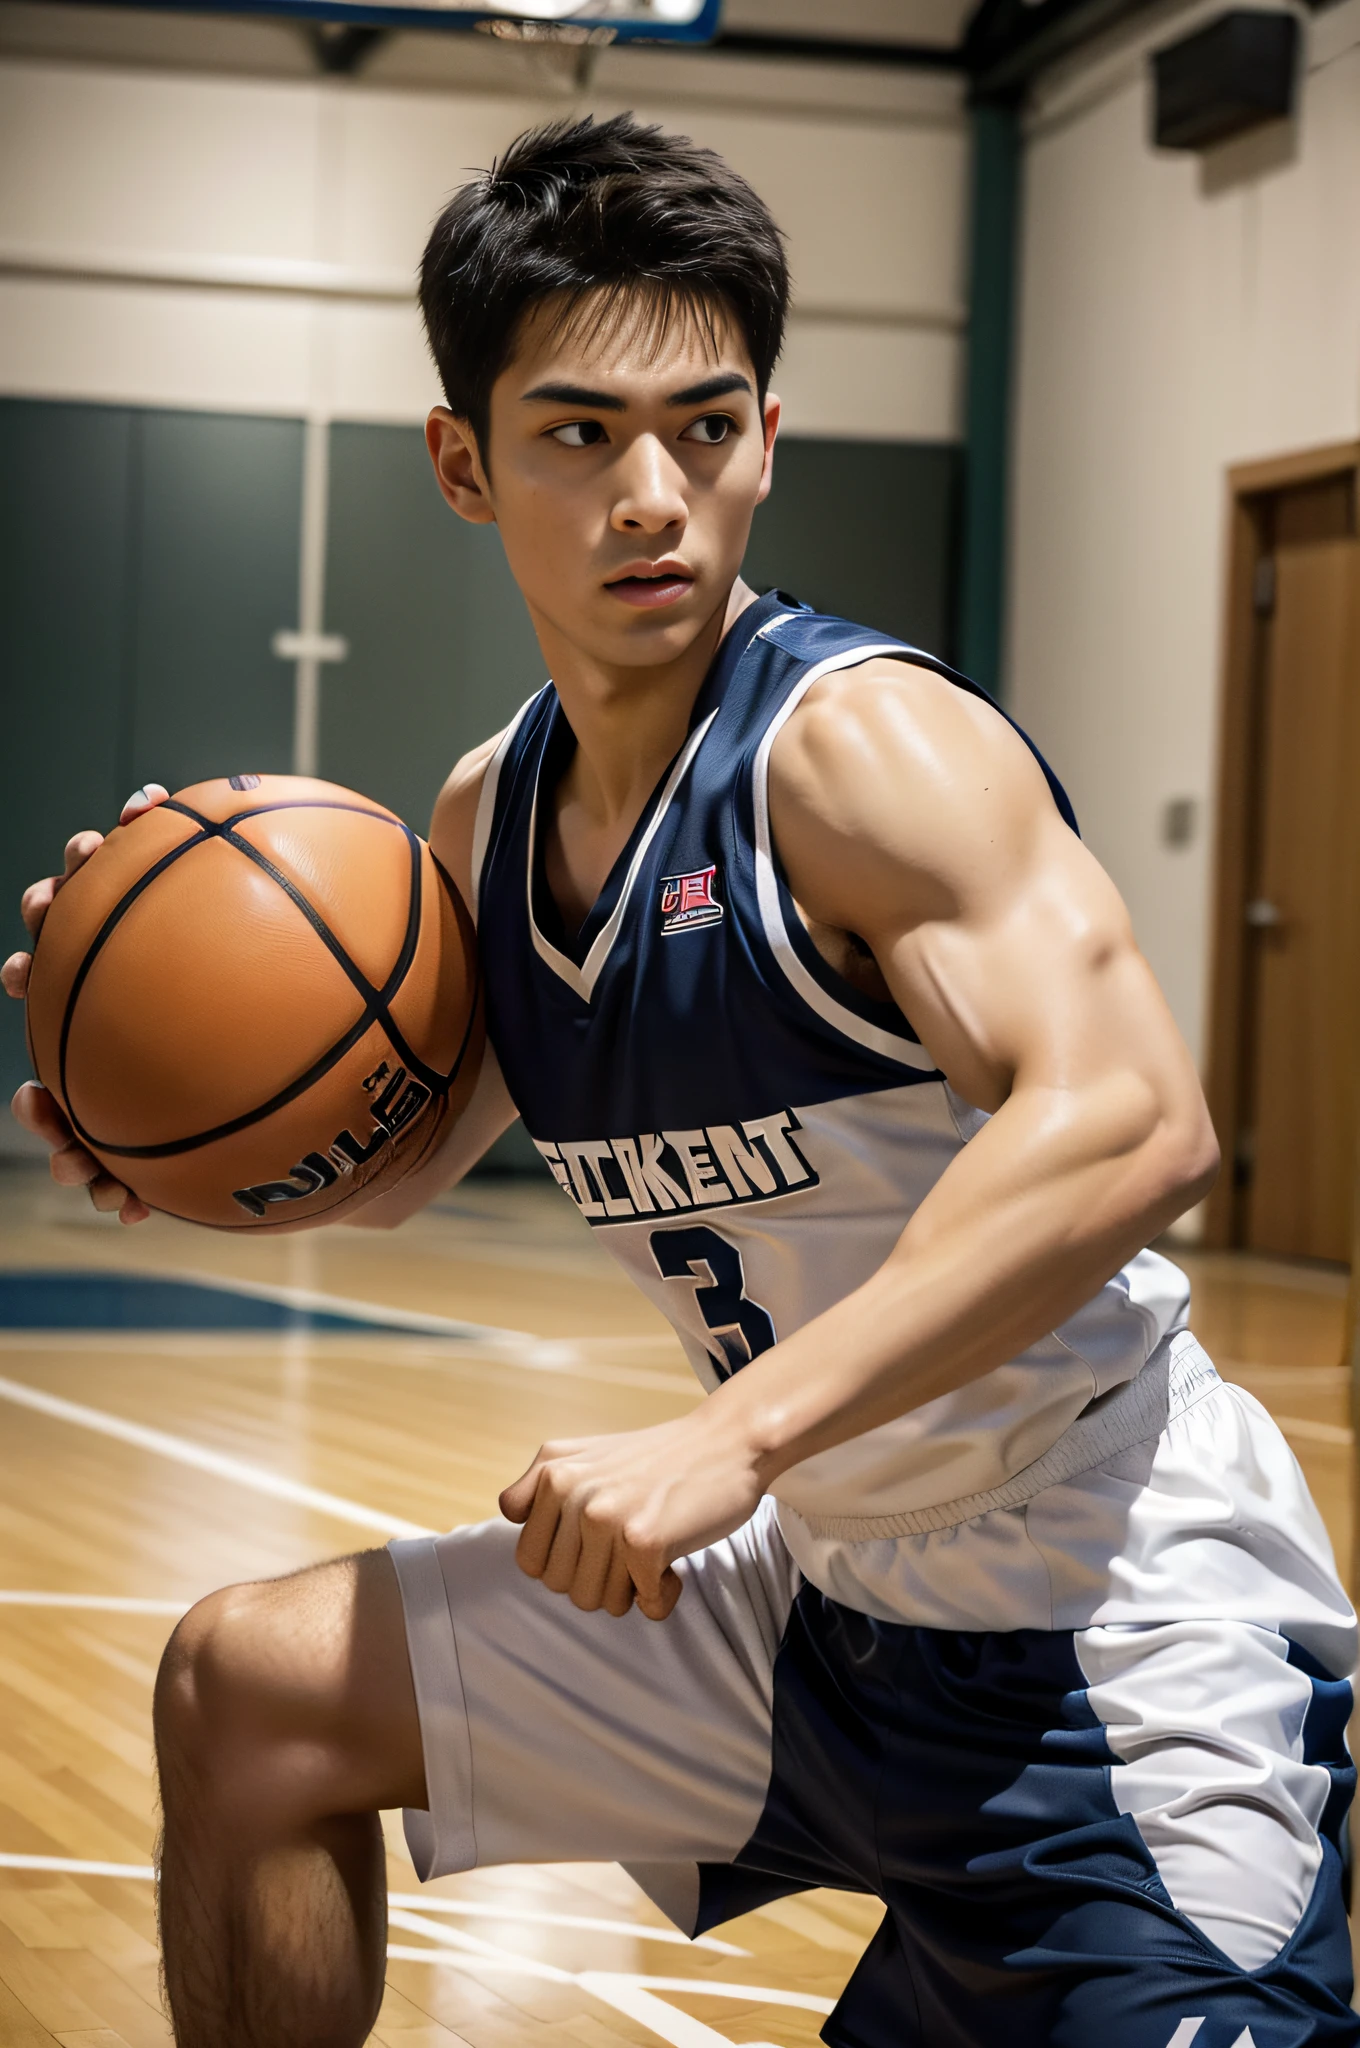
[222, 799, 406, 831]
[220, 829, 392, 1011]
[58, 826, 211, 1147]
[219, 822, 447, 1096]
[70, 819, 451, 1157]
[90, 998, 386, 1158]
[340, 833, 452, 1097]
[162, 803, 413, 1020]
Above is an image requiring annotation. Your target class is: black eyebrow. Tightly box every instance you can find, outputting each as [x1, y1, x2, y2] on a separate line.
[666, 372, 753, 407]
[520, 381, 626, 411]
[519, 371, 754, 413]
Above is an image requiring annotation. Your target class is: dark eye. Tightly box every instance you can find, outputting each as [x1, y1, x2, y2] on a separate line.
[680, 414, 732, 445]
[550, 420, 608, 447]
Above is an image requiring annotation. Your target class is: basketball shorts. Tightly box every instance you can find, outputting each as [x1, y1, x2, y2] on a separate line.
[389, 1352, 1359, 2047]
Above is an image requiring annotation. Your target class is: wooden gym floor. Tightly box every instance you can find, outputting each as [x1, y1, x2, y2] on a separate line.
[0, 1154, 1353, 2048]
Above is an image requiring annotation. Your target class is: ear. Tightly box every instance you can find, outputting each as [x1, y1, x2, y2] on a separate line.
[426, 408, 496, 526]
[755, 392, 780, 507]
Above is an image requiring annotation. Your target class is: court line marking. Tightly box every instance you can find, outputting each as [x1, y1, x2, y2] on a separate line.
[391, 1939, 834, 2011]
[387, 1949, 738, 2048]
[0, 1858, 740, 1954]
[138, 1267, 536, 1348]
[0, 1373, 434, 1539]
[609, 1974, 834, 2014]
[0, 1867, 827, 2044]
[0, 1327, 699, 1396]
[390, 1914, 835, 2009]
[0, 1854, 154, 1879]
[0, 1591, 191, 1615]
[0, 1262, 531, 1349]
[388, 1895, 745, 1954]
[389, 1913, 835, 2048]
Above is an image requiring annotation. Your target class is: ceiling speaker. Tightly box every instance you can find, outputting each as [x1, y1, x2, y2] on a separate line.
[1151, 10, 1299, 150]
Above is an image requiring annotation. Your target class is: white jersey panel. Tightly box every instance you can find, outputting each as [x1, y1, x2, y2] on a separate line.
[556, 1077, 1191, 1529]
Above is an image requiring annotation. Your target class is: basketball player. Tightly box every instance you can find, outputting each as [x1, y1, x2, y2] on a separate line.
[6, 117, 1357, 2048]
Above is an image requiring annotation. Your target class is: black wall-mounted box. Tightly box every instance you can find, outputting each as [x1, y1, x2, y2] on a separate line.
[1151, 10, 1300, 150]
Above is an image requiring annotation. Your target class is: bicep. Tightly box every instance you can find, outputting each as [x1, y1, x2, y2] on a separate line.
[770, 666, 1194, 1116]
[882, 828, 1187, 1117]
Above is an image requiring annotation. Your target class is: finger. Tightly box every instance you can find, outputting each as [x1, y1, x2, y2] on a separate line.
[499, 1439, 581, 1526]
[635, 1565, 683, 1623]
[88, 1171, 134, 1214]
[601, 1550, 636, 1619]
[499, 1458, 545, 1526]
[11, 1082, 74, 1149]
[119, 783, 169, 825]
[49, 1143, 102, 1189]
[19, 875, 57, 939]
[118, 1192, 152, 1226]
[62, 830, 104, 877]
[565, 1506, 618, 1612]
[541, 1498, 585, 1598]
[1, 952, 31, 1000]
[513, 1474, 566, 1581]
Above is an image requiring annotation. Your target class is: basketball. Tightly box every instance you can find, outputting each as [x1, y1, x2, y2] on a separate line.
[23, 774, 482, 1230]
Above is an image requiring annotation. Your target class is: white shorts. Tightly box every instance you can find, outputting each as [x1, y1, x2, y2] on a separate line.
[389, 1346, 1358, 2045]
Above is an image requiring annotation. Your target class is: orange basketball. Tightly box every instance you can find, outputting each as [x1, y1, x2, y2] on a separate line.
[24, 774, 482, 1230]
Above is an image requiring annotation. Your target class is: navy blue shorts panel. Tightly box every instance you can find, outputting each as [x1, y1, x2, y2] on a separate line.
[694, 1585, 1359, 2048]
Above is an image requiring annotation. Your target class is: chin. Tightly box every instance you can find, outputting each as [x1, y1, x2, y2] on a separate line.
[608, 615, 709, 666]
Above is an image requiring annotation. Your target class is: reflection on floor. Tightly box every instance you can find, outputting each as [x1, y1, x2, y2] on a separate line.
[0, 1156, 1352, 2046]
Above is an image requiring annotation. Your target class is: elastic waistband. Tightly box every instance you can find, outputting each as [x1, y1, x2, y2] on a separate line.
[782, 1329, 1217, 1544]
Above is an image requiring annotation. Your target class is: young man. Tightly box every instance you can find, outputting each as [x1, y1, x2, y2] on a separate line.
[6, 116, 1356, 2048]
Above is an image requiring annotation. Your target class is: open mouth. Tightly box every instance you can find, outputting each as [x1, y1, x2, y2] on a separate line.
[605, 568, 695, 609]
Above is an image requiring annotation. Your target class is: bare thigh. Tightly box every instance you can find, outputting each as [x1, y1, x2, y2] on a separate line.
[157, 1548, 426, 1822]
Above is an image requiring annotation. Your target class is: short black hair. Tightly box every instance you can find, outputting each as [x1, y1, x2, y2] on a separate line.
[419, 113, 789, 453]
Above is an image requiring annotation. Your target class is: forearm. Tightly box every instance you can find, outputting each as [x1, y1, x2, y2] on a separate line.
[710, 1074, 1216, 1486]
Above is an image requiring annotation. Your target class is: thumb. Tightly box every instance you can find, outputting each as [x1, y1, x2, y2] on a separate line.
[120, 783, 170, 826]
[633, 1563, 683, 1623]
[498, 1462, 540, 1524]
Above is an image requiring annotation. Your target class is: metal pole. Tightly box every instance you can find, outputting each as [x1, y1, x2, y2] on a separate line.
[955, 100, 1021, 699]
[294, 413, 329, 779]
[272, 414, 346, 776]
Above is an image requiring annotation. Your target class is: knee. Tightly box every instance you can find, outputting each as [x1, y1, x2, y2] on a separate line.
[155, 1580, 281, 1776]
[154, 1551, 420, 1818]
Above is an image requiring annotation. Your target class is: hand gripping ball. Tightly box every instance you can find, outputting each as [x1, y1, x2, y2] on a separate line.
[25, 775, 483, 1229]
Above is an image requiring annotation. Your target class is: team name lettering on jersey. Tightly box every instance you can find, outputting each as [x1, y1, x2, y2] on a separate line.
[659, 864, 723, 935]
[534, 1110, 817, 1222]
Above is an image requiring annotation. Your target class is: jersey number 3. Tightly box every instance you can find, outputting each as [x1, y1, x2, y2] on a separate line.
[649, 1226, 776, 1381]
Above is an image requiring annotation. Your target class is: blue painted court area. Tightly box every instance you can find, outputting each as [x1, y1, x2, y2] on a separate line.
[0, 1269, 424, 1337]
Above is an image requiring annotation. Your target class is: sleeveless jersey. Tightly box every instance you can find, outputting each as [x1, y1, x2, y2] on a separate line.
[473, 592, 1190, 1596]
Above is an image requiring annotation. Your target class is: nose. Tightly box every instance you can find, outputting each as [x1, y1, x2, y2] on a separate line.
[610, 434, 688, 537]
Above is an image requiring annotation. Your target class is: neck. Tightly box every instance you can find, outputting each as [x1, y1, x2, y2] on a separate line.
[533, 579, 759, 827]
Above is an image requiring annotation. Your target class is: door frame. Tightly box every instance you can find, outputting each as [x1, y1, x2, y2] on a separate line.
[1202, 438, 1360, 1250]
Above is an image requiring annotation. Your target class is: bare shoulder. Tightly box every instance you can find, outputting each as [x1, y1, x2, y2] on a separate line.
[768, 656, 1073, 933]
[428, 730, 505, 913]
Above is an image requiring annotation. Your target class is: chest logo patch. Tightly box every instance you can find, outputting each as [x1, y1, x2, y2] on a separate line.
[660, 864, 723, 936]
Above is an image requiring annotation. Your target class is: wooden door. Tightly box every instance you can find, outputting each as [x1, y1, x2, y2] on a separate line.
[1208, 452, 1360, 1260]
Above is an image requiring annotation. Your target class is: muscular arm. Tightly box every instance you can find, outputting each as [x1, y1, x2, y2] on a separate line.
[501, 660, 1218, 1617]
[736, 661, 1217, 1444]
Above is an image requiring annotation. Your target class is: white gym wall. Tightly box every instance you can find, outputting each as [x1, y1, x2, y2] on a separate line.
[1007, 0, 1360, 1069]
[0, 2, 969, 444]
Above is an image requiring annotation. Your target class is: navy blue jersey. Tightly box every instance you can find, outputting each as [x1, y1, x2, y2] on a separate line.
[472, 593, 1189, 1585]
